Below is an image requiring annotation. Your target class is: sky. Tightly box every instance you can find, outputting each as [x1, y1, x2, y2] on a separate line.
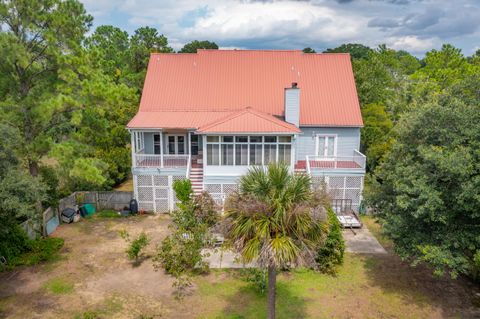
[81, 0, 480, 57]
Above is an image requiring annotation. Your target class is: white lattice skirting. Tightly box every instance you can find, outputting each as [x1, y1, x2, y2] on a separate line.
[311, 175, 364, 212]
[134, 174, 186, 213]
[135, 173, 363, 213]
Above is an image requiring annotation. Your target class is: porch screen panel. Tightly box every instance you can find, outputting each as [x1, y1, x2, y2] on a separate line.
[221, 136, 234, 165]
[278, 144, 291, 164]
[207, 144, 220, 165]
[235, 144, 248, 165]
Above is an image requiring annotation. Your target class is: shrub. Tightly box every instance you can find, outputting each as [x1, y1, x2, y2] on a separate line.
[0, 226, 31, 264]
[18, 237, 65, 266]
[119, 230, 150, 261]
[315, 209, 345, 274]
[239, 268, 267, 295]
[193, 191, 219, 227]
[173, 179, 193, 205]
[153, 228, 208, 275]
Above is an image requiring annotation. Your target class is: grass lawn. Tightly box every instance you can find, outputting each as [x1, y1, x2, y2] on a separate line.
[0, 214, 478, 318]
[192, 254, 472, 319]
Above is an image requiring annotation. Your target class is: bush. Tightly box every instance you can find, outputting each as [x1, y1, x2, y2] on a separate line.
[173, 179, 193, 205]
[119, 230, 150, 261]
[0, 225, 31, 264]
[1, 236, 64, 270]
[239, 268, 267, 295]
[315, 209, 345, 274]
[153, 228, 208, 275]
[17, 237, 65, 266]
[193, 192, 219, 227]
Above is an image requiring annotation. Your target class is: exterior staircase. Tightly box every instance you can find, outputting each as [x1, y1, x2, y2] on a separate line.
[190, 157, 204, 195]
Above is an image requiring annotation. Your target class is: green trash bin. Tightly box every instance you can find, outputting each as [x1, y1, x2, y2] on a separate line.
[82, 203, 96, 216]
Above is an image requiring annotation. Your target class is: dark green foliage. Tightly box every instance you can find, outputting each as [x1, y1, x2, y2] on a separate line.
[39, 166, 60, 208]
[179, 40, 219, 53]
[1, 237, 64, 270]
[0, 226, 31, 264]
[367, 101, 480, 280]
[16, 237, 64, 267]
[324, 43, 372, 60]
[302, 47, 316, 53]
[316, 209, 345, 274]
[240, 268, 268, 294]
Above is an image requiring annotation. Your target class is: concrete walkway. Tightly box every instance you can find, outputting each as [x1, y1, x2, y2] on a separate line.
[342, 226, 387, 254]
[203, 225, 387, 268]
[202, 248, 256, 268]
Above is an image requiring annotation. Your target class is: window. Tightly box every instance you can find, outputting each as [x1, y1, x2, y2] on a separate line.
[316, 135, 336, 157]
[207, 136, 219, 142]
[235, 136, 248, 143]
[153, 134, 161, 154]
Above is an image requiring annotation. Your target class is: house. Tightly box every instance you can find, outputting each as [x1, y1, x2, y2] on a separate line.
[127, 50, 365, 213]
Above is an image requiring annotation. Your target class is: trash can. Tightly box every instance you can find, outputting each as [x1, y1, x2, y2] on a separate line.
[61, 208, 76, 223]
[79, 203, 96, 217]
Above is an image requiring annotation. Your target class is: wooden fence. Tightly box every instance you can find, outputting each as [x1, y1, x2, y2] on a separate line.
[42, 191, 133, 237]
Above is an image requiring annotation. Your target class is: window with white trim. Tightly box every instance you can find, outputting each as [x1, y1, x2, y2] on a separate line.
[316, 135, 336, 157]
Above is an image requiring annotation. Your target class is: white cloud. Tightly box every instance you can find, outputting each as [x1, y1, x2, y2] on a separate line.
[83, 0, 480, 55]
[185, 1, 363, 42]
[386, 35, 437, 53]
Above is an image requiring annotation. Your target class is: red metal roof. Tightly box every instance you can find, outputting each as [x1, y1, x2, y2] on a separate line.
[197, 107, 300, 134]
[127, 111, 231, 129]
[128, 50, 363, 128]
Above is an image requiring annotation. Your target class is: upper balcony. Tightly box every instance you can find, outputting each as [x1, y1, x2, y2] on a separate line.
[133, 151, 190, 169]
[305, 150, 366, 174]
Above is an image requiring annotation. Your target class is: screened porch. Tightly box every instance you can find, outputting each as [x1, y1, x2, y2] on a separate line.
[202, 135, 295, 175]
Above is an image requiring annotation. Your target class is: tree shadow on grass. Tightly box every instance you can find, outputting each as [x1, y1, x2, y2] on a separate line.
[218, 277, 308, 319]
[362, 253, 480, 318]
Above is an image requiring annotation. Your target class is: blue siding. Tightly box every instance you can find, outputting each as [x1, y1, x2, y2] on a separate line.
[296, 127, 360, 160]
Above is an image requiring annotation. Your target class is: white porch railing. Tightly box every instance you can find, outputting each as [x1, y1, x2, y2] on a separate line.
[134, 154, 190, 169]
[186, 154, 192, 178]
[305, 150, 366, 174]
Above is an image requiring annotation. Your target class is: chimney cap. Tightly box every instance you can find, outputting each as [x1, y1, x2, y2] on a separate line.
[291, 82, 298, 88]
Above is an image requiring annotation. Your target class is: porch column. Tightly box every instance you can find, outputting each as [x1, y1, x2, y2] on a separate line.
[202, 135, 206, 166]
[291, 135, 296, 172]
[188, 132, 191, 155]
[160, 130, 164, 168]
[130, 130, 136, 167]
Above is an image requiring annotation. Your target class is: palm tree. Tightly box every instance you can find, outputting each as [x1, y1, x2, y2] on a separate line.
[224, 163, 326, 319]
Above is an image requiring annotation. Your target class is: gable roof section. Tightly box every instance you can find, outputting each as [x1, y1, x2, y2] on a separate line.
[197, 107, 301, 134]
[132, 50, 363, 127]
